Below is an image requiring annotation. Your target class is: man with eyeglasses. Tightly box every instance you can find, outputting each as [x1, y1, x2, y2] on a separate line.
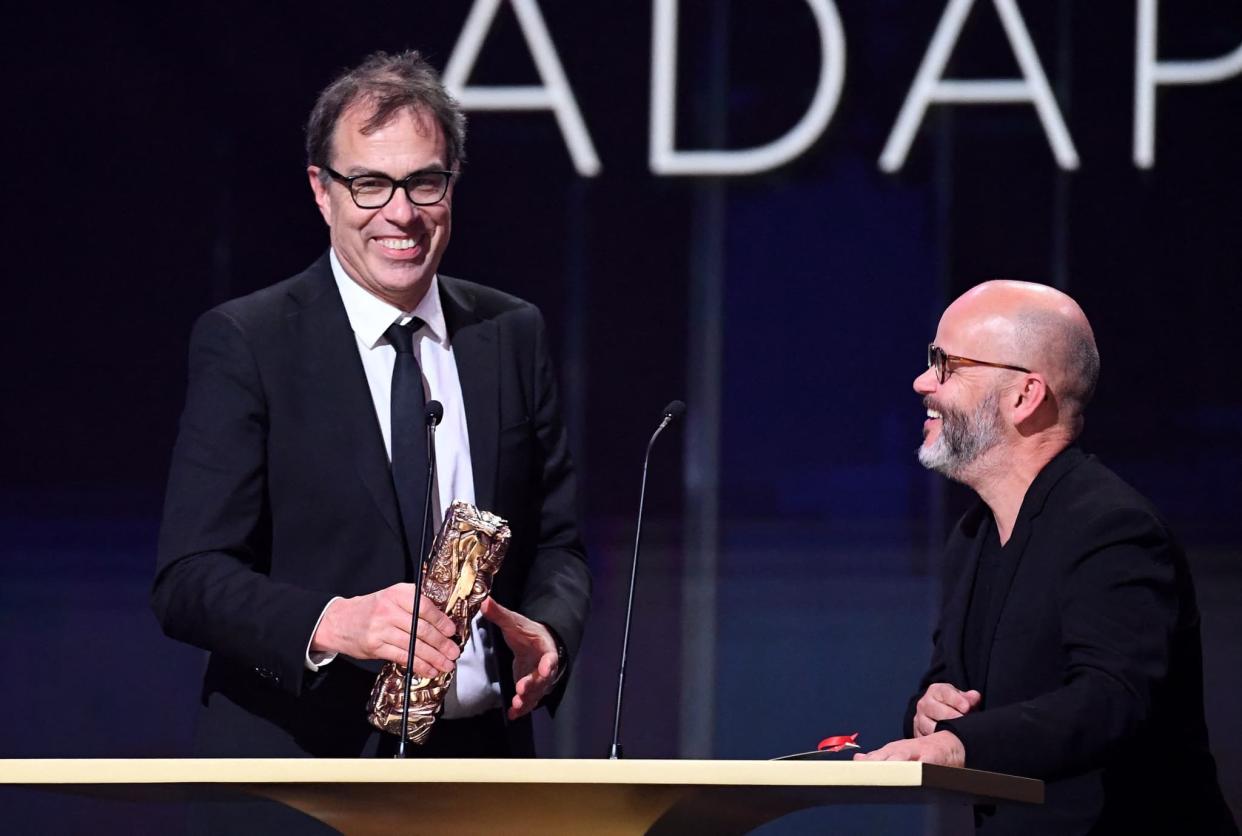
[153, 48, 591, 790]
[854, 281, 1236, 835]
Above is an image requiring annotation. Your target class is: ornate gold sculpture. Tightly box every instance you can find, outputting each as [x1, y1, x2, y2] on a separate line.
[366, 501, 511, 743]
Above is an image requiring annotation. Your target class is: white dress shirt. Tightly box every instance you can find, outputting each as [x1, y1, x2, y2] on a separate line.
[303, 249, 501, 718]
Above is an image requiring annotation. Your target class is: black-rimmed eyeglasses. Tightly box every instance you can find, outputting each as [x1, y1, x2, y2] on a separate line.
[927, 343, 1030, 384]
[322, 166, 455, 209]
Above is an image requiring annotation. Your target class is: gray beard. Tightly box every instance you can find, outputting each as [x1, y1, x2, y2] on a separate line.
[918, 390, 1003, 481]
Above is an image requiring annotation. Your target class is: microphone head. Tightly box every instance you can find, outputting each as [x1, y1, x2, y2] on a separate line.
[662, 400, 686, 421]
[425, 400, 444, 427]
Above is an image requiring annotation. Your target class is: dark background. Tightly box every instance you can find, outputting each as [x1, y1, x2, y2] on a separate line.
[2, 2, 1239, 833]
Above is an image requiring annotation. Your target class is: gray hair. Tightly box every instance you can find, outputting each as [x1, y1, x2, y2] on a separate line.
[306, 50, 467, 174]
[1013, 309, 1100, 433]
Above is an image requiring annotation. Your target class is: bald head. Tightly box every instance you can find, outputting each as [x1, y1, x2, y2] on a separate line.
[942, 281, 1099, 432]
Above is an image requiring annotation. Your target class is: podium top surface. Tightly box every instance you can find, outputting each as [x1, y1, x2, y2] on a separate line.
[0, 758, 1042, 803]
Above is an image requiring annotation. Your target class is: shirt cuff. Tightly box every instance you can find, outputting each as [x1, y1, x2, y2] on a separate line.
[304, 596, 343, 672]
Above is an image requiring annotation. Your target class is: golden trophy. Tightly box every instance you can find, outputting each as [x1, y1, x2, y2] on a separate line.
[366, 501, 510, 743]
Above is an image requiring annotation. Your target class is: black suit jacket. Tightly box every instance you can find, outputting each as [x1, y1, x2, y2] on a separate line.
[908, 446, 1235, 835]
[152, 254, 591, 757]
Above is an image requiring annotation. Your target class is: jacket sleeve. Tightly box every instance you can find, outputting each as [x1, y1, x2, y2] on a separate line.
[151, 309, 332, 695]
[515, 307, 591, 712]
[938, 506, 1180, 780]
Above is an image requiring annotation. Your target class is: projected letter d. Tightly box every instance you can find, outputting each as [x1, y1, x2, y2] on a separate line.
[648, 0, 846, 176]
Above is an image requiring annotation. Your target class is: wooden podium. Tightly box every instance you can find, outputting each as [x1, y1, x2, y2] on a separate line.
[0, 758, 1041, 835]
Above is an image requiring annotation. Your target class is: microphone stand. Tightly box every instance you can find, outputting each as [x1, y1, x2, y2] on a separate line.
[397, 403, 441, 758]
[609, 401, 684, 759]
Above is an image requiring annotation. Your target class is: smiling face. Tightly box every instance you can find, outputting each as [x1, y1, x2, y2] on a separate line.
[917, 387, 1004, 479]
[914, 280, 1099, 493]
[308, 104, 453, 310]
[913, 293, 1022, 482]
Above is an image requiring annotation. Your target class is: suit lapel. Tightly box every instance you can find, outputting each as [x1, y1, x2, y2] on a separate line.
[976, 445, 1088, 690]
[440, 276, 500, 512]
[288, 257, 404, 544]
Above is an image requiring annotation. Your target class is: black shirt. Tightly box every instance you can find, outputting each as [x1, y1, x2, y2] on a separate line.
[962, 522, 1006, 690]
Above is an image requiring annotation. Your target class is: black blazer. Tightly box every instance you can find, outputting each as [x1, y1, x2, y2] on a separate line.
[152, 254, 591, 756]
[908, 446, 1235, 835]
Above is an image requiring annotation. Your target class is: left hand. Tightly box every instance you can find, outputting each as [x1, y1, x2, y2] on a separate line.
[480, 597, 560, 720]
[852, 730, 966, 767]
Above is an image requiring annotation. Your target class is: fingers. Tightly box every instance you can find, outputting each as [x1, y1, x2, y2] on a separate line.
[507, 693, 533, 721]
[914, 683, 981, 736]
[913, 705, 956, 738]
[327, 585, 457, 674]
[357, 624, 444, 677]
[929, 730, 967, 768]
[480, 596, 517, 628]
[507, 649, 559, 720]
[508, 676, 536, 719]
[926, 682, 974, 714]
[854, 740, 919, 762]
[382, 585, 456, 637]
[365, 628, 442, 679]
[414, 615, 460, 657]
[378, 584, 459, 670]
[415, 593, 457, 638]
[507, 678, 545, 720]
[396, 652, 443, 681]
[513, 651, 557, 694]
[312, 585, 464, 672]
[482, 598, 556, 661]
[412, 619, 459, 673]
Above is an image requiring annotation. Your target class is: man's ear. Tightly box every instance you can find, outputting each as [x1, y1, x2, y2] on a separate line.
[307, 167, 332, 226]
[1011, 373, 1049, 425]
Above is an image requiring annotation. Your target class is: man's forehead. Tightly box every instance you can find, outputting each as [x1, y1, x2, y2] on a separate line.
[336, 102, 444, 145]
[330, 104, 447, 169]
[937, 304, 1015, 351]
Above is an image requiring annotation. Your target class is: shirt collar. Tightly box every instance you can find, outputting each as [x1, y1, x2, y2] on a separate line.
[329, 249, 448, 348]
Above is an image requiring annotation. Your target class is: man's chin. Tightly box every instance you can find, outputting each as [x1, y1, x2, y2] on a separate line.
[374, 268, 434, 301]
[918, 442, 963, 481]
[373, 255, 431, 280]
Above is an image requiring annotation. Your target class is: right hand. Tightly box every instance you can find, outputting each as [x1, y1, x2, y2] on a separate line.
[310, 583, 459, 679]
[912, 683, 981, 737]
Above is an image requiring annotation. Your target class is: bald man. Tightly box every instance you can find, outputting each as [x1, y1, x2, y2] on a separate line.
[855, 282, 1236, 834]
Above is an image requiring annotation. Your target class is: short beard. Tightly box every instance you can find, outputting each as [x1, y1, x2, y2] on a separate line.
[918, 389, 1003, 482]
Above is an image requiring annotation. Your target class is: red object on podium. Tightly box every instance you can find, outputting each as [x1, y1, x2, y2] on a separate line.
[817, 733, 860, 752]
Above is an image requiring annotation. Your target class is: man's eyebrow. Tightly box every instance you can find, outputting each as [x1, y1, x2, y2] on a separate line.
[341, 164, 449, 177]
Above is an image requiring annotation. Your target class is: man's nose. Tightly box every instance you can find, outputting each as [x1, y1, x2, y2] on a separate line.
[381, 188, 419, 224]
[913, 366, 937, 395]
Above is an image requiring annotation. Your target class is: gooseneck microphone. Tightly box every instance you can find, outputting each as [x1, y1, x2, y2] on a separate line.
[397, 399, 444, 759]
[609, 399, 686, 759]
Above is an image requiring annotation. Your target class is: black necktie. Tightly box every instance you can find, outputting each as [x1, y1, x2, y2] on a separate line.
[385, 318, 429, 573]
